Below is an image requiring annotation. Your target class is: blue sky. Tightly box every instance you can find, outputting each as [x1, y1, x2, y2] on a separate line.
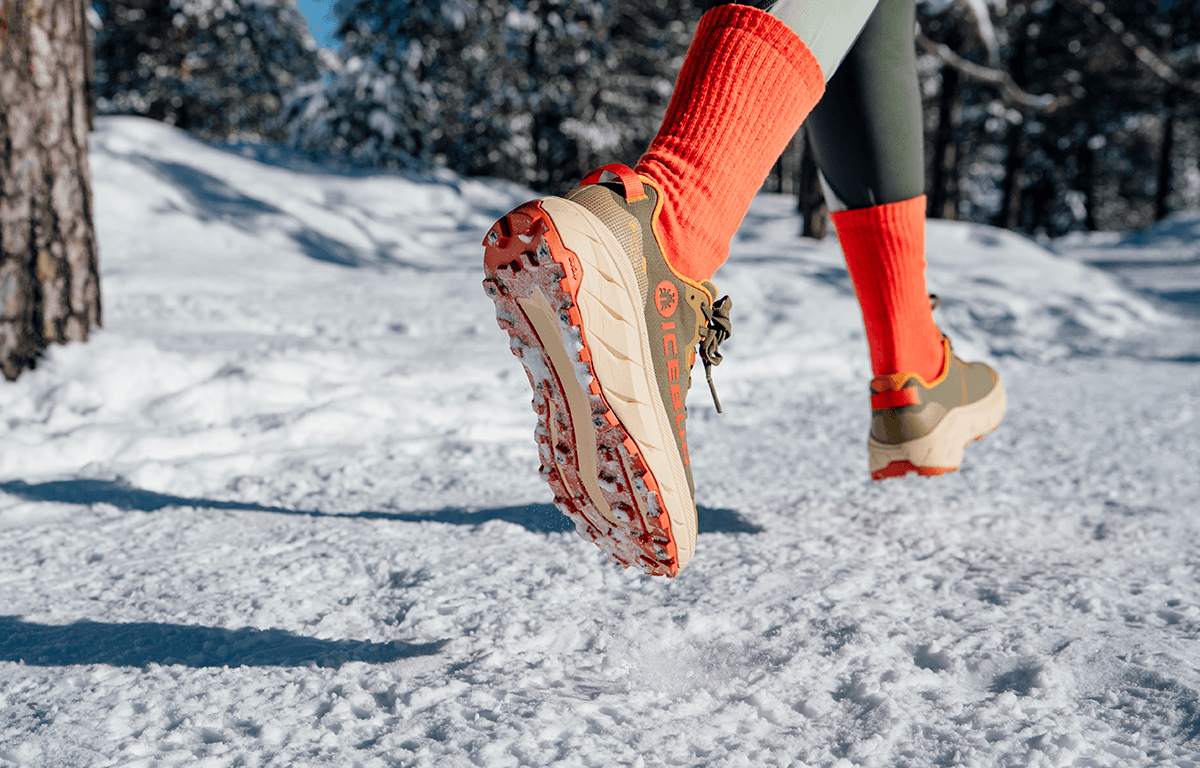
[295, 0, 339, 49]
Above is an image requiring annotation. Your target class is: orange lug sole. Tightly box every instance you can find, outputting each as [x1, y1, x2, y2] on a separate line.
[871, 433, 988, 481]
[872, 461, 956, 481]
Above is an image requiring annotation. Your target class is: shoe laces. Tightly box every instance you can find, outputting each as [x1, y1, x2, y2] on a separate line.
[699, 296, 732, 413]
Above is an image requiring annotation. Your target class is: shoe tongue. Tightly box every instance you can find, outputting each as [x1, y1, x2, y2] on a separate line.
[699, 280, 718, 304]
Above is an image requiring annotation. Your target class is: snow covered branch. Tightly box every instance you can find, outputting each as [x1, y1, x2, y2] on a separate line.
[1065, 0, 1200, 96]
[961, 0, 999, 67]
[915, 32, 1063, 112]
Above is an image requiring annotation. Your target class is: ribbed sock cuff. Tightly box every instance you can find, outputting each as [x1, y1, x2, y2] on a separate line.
[636, 4, 825, 283]
[832, 195, 944, 382]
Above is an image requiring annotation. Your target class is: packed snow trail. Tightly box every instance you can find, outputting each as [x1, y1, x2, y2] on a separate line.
[1, 118, 1199, 767]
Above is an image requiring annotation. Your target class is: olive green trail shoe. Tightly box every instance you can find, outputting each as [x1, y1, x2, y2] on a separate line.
[869, 324, 1006, 480]
[482, 163, 730, 576]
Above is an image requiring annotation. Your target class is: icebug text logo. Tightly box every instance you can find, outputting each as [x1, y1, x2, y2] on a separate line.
[655, 280, 678, 318]
[659, 318, 689, 467]
[657, 280, 688, 466]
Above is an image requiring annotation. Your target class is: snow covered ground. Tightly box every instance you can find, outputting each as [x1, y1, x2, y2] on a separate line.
[2, 116, 1199, 767]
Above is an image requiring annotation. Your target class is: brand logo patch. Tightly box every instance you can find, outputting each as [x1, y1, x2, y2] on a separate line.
[660, 321, 688, 466]
[655, 280, 678, 318]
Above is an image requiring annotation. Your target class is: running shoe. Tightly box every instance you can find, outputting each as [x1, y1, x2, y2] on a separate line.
[482, 164, 730, 576]
[869, 317, 1006, 480]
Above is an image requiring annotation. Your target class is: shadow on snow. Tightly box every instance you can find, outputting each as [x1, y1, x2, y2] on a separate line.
[0, 479, 762, 536]
[0, 616, 444, 668]
[134, 157, 366, 267]
[1062, 211, 1200, 319]
[127, 155, 462, 271]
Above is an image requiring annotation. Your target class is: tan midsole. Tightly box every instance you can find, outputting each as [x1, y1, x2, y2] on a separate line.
[868, 378, 1007, 472]
[539, 197, 697, 569]
[517, 290, 617, 525]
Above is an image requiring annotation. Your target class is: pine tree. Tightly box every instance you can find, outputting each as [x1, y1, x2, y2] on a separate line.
[284, 0, 436, 169]
[919, 0, 1200, 235]
[286, 0, 703, 191]
[594, 1, 703, 175]
[288, 0, 612, 189]
[93, 0, 321, 141]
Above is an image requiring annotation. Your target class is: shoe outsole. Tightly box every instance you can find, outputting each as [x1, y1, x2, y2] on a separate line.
[483, 201, 682, 577]
[869, 378, 1007, 481]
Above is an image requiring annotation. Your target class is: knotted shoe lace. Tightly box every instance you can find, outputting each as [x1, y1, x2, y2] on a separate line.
[869, 302, 1006, 480]
[483, 164, 730, 576]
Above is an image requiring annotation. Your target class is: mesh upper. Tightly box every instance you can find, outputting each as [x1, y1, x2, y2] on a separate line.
[565, 185, 648, 303]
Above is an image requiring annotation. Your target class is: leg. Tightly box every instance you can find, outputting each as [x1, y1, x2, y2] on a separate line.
[485, 2, 881, 575]
[805, 0, 1006, 479]
[805, 0, 925, 209]
[808, 0, 941, 385]
[702, 0, 883, 80]
[639, 1, 883, 282]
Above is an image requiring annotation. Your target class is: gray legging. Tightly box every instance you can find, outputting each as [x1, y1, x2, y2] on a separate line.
[708, 0, 924, 209]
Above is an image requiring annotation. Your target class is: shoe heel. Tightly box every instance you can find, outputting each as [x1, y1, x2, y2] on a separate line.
[868, 384, 1005, 481]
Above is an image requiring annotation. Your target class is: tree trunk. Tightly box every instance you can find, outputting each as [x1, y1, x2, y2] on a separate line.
[527, 28, 543, 190]
[83, 0, 95, 130]
[1077, 133, 1098, 232]
[0, 0, 101, 381]
[1155, 89, 1178, 221]
[796, 129, 827, 240]
[772, 134, 798, 196]
[929, 65, 961, 220]
[996, 19, 1028, 232]
[997, 118, 1024, 230]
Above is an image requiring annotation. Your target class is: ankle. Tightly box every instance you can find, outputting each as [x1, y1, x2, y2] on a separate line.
[832, 196, 943, 382]
[634, 5, 824, 284]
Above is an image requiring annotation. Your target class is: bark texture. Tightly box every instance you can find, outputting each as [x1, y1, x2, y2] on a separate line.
[0, 0, 100, 381]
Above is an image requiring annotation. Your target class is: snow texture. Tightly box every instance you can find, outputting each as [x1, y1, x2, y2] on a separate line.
[2, 117, 1200, 766]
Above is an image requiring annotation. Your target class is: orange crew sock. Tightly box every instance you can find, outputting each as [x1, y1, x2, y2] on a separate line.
[831, 196, 945, 382]
[635, 5, 825, 284]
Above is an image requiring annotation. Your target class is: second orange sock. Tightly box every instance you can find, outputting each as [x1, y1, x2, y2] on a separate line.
[832, 196, 945, 383]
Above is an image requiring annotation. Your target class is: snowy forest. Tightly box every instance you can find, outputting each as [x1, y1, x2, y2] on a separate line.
[90, 0, 1200, 238]
[5, 1, 1200, 763]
